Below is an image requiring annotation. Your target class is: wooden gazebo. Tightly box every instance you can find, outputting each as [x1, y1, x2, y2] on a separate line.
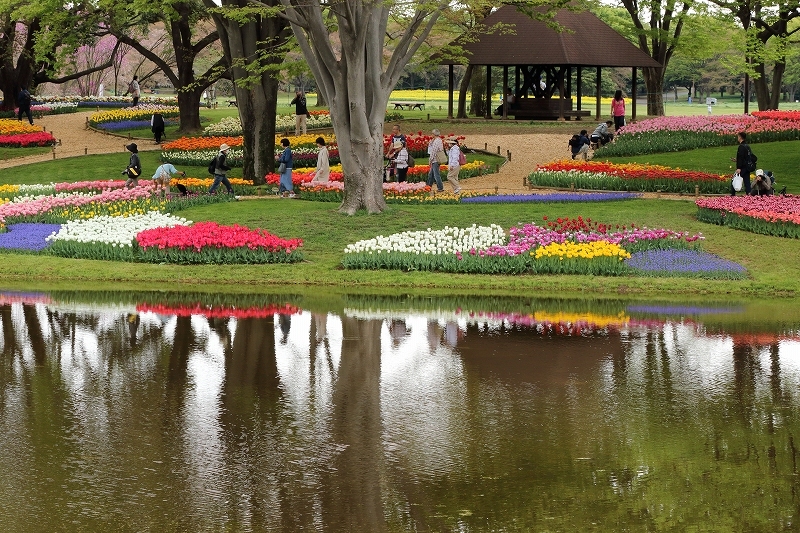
[440, 5, 663, 121]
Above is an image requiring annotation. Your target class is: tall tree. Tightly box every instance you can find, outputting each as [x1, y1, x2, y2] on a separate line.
[707, 0, 800, 110]
[279, 0, 447, 214]
[616, 0, 693, 115]
[105, 0, 225, 133]
[205, 0, 291, 183]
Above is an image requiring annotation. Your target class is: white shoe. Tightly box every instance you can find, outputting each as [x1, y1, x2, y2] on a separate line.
[453, 188, 461, 194]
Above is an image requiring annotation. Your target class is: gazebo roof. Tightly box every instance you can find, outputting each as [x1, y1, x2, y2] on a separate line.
[440, 5, 662, 69]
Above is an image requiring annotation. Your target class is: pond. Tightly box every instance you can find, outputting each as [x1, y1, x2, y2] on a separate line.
[0, 290, 799, 532]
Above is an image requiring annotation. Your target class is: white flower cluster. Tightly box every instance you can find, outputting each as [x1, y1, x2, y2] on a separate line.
[46, 212, 191, 247]
[202, 116, 243, 136]
[344, 224, 507, 255]
[18, 184, 56, 195]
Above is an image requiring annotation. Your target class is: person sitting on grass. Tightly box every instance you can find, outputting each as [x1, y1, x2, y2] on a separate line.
[590, 120, 614, 147]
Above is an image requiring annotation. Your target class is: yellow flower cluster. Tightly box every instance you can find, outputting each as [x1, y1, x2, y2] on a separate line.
[277, 133, 336, 146]
[60, 200, 165, 220]
[0, 184, 21, 194]
[89, 107, 179, 124]
[173, 177, 252, 187]
[0, 119, 41, 135]
[532, 240, 631, 260]
[461, 160, 486, 171]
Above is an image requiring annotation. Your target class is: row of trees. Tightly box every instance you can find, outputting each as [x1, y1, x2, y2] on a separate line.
[1, 0, 799, 212]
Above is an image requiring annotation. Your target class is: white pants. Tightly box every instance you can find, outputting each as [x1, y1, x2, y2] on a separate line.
[295, 114, 307, 135]
[447, 165, 460, 191]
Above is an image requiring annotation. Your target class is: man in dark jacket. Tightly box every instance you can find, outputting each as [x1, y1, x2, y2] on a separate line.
[290, 90, 308, 135]
[209, 143, 234, 194]
[731, 131, 752, 196]
[17, 86, 33, 125]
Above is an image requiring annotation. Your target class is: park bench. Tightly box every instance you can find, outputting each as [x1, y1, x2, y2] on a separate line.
[391, 101, 425, 111]
[228, 100, 238, 107]
[508, 98, 590, 120]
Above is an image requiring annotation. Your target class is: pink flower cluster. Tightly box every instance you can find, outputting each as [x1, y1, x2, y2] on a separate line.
[472, 222, 702, 258]
[54, 180, 133, 192]
[696, 195, 800, 225]
[0, 187, 153, 224]
[619, 114, 799, 136]
[136, 221, 303, 253]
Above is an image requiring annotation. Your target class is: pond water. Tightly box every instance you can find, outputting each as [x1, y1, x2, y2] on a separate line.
[1, 290, 799, 532]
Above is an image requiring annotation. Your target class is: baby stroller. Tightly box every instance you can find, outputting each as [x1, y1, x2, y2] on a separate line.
[767, 170, 786, 195]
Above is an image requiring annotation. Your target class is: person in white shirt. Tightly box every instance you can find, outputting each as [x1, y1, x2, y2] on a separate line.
[426, 129, 445, 191]
[391, 140, 409, 182]
[310, 137, 330, 183]
[445, 137, 462, 194]
[151, 158, 186, 198]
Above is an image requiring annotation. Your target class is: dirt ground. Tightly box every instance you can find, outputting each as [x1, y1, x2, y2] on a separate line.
[0, 112, 574, 194]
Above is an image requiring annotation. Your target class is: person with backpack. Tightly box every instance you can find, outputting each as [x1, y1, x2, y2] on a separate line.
[16, 86, 33, 125]
[445, 136, 463, 194]
[209, 143, 234, 194]
[122, 143, 142, 188]
[730, 131, 755, 196]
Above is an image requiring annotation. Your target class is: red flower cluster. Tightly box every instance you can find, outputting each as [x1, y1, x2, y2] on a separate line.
[751, 110, 800, 122]
[136, 302, 300, 319]
[0, 131, 57, 148]
[540, 160, 726, 183]
[382, 132, 465, 152]
[136, 222, 303, 253]
[543, 216, 631, 234]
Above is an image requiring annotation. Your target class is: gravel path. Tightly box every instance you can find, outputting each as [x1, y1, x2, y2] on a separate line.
[0, 112, 572, 194]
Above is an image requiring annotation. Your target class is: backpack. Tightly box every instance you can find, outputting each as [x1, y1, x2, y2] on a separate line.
[207, 156, 217, 175]
[746, 147, 758, 173]
[128, 81, 136, 94]
[407, 152, 415, 168]
[457, 147, 466, 166]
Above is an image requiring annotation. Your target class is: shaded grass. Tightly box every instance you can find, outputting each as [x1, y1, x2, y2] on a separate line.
[1, 198, 798, 297]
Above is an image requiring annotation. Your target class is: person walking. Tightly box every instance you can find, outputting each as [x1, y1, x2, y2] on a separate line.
[730, 131, 753, 196]
[426, 129, 445, 191]
[310, 137, 330, 183]
[126, 76, 141, 106]
[122, 143, 142, 188]
[290, 90, 308, 136]
[392, 140, 409, 183]
[209, 143, 234, 194]
[277, 138, 294, 197]
[611, 90, 626, 131]
[151, 157, 186, 198]
[151, 112, 165, 144]
[445, 137, 462, 194]
[16, 86, 33, 125]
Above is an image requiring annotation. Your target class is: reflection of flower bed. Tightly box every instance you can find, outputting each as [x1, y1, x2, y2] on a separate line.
[457, 309, 666, 334]
[462, 192, 641, 204]
[696, 195, 800, 238]
[528, 161, 728, 194]
[0, 291, 52, 305]
[627, 304, 744, 316]
[137, 302, 301, 319]
[342, 217, 728, 277]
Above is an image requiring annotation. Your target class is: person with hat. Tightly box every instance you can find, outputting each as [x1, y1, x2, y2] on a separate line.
[426, 129, 445, 192]
[209, 143, 234, 194]
[122, 143, 142, 188]
[444, 137, 462, 194]
[751, 168, 773, 196]
[384, 124, 406, 182]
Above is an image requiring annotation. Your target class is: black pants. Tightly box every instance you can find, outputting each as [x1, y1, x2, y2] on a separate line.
[17, 107, 32, 125]
[396, 167, 408, 182]
[731, 172, 751, 196]
[153, 127, 164, 143]
[133, 96, 139, 106]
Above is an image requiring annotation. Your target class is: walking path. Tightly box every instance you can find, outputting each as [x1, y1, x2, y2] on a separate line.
[2, 112, 641, 196]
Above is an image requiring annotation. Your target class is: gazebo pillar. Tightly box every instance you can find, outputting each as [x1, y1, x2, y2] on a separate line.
[595, 66, 601, 120]
[485, 65, 492, 119]
[448, 64, 454, 119]
[576, 66, 583, 118]
[558, 71, 565, 121]
[502, 66, 509, 119]
[631, 67, 637, 123]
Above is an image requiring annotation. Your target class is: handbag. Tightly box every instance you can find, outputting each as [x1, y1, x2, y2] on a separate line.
[278, 162, 286, 173]
[436, 150, 447, 164]
[732, 172, 743, 192]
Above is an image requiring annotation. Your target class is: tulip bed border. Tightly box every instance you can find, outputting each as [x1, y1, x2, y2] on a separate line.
[695, 195, 800, 239]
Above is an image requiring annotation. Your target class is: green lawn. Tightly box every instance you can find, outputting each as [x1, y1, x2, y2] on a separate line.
[0, 146, 52, 161]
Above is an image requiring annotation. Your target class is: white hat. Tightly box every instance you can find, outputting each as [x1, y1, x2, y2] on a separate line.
[445, 136, 458, 144]
[755, 169, 764, 176]
[220, 143, 230, 151]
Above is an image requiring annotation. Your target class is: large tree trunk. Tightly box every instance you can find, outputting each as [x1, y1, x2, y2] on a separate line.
[176, 89, 204, 134]
[753, 61, 785, 111]
[331, 110, 387, 215]
[469, 66, 486, 117]
[642, 66, 665, 116]
[0, 19, 38, 111]
[456, 64, 473, 119]
[236, 77, 280, 185]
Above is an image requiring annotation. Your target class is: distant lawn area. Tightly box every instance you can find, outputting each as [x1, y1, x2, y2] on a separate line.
[603, 140, 800, 194]
[0, 147, 52, 161]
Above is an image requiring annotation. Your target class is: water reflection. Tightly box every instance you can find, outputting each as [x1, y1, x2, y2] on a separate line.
[0, 291, 799, 531]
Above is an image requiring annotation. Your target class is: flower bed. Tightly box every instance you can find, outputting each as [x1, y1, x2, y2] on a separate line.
[343, 217, 712, 277]
[528, 160, 729, 194]
[171, 176, 256, 195]
[88, 106, 180, 127]
[382, 132, 465, 157]
[462, 192, 641, 204]
[0, 131, 57, 148]
[596, 114, 800, 157]
[0, 223, 62, 251]
[0, 119, 44, 136]
[696, 195, 800, 238]
[626, 249, 747, 279]
[202, 113, 332, 136]
[36, 95, 178, 107]
[96, 119, 178, 131]
[135, 222, 303, 264]
[298, 180, 475, 204]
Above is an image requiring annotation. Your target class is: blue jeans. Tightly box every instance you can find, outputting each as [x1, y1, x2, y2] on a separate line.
[427, 163, 444, 191]
[210, 173, 233, 194]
